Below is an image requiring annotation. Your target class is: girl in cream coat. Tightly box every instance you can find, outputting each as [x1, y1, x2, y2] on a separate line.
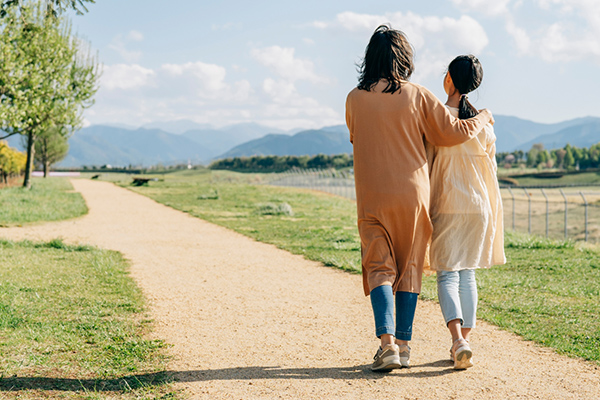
[428, 55, 506, 369]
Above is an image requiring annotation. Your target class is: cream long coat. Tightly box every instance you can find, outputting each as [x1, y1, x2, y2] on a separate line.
[346, 81, 493, 296]
[428, 107, 506, 271]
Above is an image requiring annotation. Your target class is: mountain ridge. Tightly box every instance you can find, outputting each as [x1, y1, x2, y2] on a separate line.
[2, 115, 599, 167]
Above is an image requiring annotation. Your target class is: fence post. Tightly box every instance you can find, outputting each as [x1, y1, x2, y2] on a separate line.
[541, 189, 549, 238]
[559, 189, 568, 240]
[522, 188, 532, 234]
[507, 187, 516, 230]
[580, 191, 589, 242]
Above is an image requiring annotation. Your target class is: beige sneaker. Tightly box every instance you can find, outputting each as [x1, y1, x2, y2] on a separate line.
[371, 344, 401, 372]
[451, 339, 473, 370]
[398, 344, 411, 367]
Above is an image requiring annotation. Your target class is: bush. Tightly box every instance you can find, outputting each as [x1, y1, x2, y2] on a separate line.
[254, 202, 294, 216]
[210, 154, 353, 173]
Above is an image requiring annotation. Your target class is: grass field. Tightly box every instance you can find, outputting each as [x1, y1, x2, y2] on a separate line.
[103, 170, 600, 364]
[508, 171, 600, 187]
[500, 187, 600, 243]
[0, 239, 177, 399]
[0, 178, 87, 226]
[474, 234, 600, 362]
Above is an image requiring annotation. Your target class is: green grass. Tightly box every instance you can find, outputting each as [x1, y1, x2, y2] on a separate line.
[422, 232, 600, 362]
[0, 239, 178, 399]
[0, 178, 88, 226]
[508, 171, 600, 186]
[105, 170, 600, 364]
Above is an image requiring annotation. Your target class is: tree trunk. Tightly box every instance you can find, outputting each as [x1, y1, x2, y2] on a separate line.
[43, 161, 49, 178]
[23, 131, 35, 189]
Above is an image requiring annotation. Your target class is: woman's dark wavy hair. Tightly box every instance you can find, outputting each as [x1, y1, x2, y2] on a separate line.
[357, 24, 414, 94]
[447, 54, 483, 119]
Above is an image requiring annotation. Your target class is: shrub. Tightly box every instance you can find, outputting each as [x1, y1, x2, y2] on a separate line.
[254, 202, 293, 216]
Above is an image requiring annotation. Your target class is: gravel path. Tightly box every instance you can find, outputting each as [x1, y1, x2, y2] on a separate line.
[1, 179, 599, 399]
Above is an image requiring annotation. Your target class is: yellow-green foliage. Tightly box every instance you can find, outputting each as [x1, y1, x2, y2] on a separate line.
[0, 141, 26, 175]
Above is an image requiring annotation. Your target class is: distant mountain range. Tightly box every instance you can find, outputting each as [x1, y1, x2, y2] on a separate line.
[2, 115, 599, 167]
[219, 125, 351, 159]
[510, 119, 600, 152]
[4, 122, 289, 167]
[493, 115, 600, 152]
[181, 123, 290, 158]
[61, 126, 212, 167]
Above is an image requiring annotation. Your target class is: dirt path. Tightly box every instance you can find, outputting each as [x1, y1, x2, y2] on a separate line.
[1, 179, 599, 399]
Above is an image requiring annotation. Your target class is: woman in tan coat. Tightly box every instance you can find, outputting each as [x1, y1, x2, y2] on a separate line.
[345, 25, 494, 371]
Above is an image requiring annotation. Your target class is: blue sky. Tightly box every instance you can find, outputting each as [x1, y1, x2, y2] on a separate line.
[70, 0, 600, 130]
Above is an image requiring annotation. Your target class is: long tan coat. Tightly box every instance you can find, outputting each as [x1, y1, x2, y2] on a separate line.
[345, 81, 492, 296]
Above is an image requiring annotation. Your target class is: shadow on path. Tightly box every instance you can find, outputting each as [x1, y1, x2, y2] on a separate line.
[0, 361, 458, 393]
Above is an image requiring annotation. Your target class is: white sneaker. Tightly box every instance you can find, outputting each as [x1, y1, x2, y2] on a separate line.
[451, 339, 473, 370]
[398, 344, 411, 367]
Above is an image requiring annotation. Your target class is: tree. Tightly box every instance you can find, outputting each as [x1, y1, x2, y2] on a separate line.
[555, 148, 566, 169]
[536, 149, 549, 167]
[0, 141, 26, 183]
[563, 146, 575, 169]
[34, 127, 69, 177]
[0, 2, 99, 188]
[1, 0, 94, 18]
[527, 143, 544, 167]
[589, 144, 600, 167]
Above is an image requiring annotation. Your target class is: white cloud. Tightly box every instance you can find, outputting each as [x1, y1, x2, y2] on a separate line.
[451, 0, 511, 16]
[505, 18, 531, 53]
[315, 11, 488, 51]
[505, 1, 600, 63]
[328, 11, 383, 32]
[109, 33, 143, 63]
[88, 60, 340, 131]
[262, 78, 299, 104]
[314, 11, 489, 81]
[537, 0, 600, 27]
[447, 0, 600, 64]
[251, 46, 329, 84]
[536, 23, 600, 62]
[128, 30, 144, 42]
[102, 64, 155, 90]
[246, 46, 337, 129]
[162, 62, 228, 94]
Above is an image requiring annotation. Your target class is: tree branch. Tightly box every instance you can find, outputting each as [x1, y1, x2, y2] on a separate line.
[0, 131, 19, 140]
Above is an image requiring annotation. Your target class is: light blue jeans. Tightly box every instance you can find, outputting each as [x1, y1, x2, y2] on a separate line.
[436, 269, 478, 328]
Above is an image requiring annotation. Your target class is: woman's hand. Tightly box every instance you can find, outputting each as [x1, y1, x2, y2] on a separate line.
[478, 109, 494, 125]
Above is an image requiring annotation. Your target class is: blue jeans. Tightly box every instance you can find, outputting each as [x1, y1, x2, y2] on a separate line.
[436, 269, 478, 328]
[370, 285, 418, 341]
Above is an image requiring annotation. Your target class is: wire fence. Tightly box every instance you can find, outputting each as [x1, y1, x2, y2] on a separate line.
[267, 168, 600, 244]
[268, 168, 357, 200]
[502, 187, 600, 243]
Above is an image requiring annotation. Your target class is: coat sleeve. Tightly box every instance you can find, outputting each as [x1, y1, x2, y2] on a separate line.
[425, 139, 437, 176]
[419, 87, 493, 147]
[485, 124, 498, 173]
[345, 93, 354, 144]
